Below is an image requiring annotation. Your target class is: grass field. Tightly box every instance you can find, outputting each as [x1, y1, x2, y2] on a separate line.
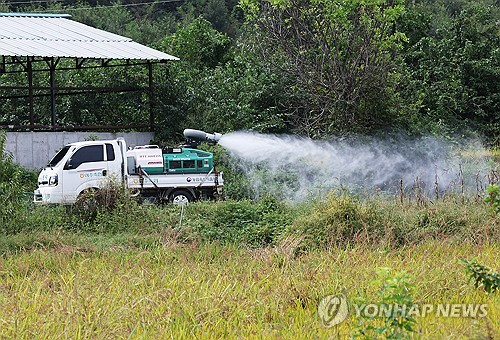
[0, 237, 498, 338]
[1, 138, 499, 338]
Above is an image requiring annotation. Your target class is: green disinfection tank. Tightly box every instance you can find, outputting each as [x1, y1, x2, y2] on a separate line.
[163, 148, 214, 174]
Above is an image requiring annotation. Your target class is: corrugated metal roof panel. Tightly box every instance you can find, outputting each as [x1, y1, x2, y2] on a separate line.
[0, 40, 178, 60]
[0, 13, 178, 61]
[0, 13, 71, 18]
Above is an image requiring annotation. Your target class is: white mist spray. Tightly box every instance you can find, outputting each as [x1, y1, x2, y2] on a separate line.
[218, 131, 491, 202]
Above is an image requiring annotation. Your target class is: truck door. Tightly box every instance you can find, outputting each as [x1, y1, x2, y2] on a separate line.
[105, 142, 121, 179]
[61, 144, 107, 202]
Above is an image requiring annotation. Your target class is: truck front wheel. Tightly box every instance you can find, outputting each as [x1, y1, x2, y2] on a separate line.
[170, 190, 194, 205]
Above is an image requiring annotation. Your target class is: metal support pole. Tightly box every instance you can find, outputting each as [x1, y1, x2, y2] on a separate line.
[27, 57, 34, 130]
[50, 58, 57, 128]
[148, 62, 154, 131]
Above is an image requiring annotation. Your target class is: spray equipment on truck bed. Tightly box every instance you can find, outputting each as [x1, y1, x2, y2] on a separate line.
[126, 129, 223, 175]
[127, 145, 164, 174]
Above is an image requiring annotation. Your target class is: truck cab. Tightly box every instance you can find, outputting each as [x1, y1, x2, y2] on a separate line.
[34, 139, 124, 204]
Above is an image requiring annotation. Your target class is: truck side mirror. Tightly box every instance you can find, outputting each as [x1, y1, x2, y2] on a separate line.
[64, 160, 73, 170]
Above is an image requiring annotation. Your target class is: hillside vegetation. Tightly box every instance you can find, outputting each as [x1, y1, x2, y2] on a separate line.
[0, 0, 498, 145]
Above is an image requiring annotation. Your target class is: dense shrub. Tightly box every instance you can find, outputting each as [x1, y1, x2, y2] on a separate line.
[462, 259, 499, 293]
[179, 196, 294, 247]
[0, 131, 38, 233]
[485, 184, 500, 214]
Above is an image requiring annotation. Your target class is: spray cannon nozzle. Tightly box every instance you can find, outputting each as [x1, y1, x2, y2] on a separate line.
[183, 129, 222, 148]
[183, 129, 222, 143]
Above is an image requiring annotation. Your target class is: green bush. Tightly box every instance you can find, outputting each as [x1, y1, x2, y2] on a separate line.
[180, 196, 293, 247]
[462, 259, 499, 294]
[288, 193, 383, 250]
[353, 268, 417, 339]
[0, 131, 38, 233]
[485, 184, 500, 214]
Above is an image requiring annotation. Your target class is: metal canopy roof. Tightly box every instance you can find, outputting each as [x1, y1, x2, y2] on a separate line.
[0, 13, 179, 61]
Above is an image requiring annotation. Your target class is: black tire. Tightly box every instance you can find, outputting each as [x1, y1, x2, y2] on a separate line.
[73, 188, 99, 220]
[169, 190, 194, 205]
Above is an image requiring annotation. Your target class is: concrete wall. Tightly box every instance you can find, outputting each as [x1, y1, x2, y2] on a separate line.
[5, 131, 155, 169]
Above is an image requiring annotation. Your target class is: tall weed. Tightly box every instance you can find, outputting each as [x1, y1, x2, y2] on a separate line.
[352, 268, 417, 339]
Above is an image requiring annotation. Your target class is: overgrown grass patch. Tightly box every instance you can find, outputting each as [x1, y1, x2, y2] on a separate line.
[287, 193, 499, 250]
[177, 196, 297, 246]
[1, 193, 498, 253]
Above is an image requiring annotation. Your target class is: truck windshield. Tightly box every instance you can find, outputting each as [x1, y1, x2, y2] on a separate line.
[48, 146, 71, 167]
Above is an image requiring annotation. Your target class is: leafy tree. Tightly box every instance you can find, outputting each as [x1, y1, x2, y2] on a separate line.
[155, 17, 287, 142]
[176, 0, 243, 38]
[72, 2, 177, 45]
[239, 0, 408, 137]
[182, 51, 288, 134]
[153, 18, 232, 142]
[164, 17, 231, 69]
[398, 0, 500, 143]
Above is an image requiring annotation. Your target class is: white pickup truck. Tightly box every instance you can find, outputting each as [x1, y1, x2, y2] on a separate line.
[34, 130, 223, 205]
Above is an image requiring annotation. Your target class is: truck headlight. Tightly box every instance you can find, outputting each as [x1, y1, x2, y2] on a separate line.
[49, 174, 58, 186]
